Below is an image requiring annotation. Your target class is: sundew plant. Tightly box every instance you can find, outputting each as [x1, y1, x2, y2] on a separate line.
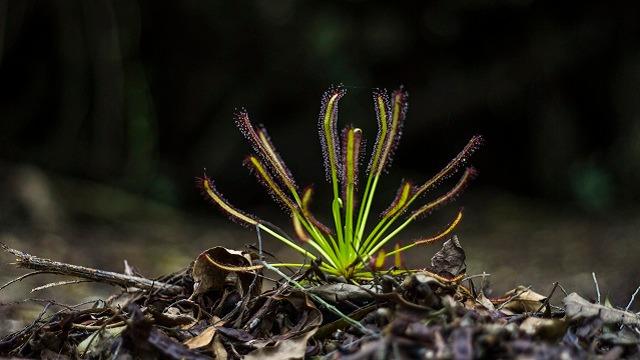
[199, 86, 482, 280]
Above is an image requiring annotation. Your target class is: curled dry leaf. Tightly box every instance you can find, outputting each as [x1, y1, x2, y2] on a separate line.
[563, 292, 640, 326]
[430, 235, 466, 276]
[500, 286, 547, 313]
[190, 246, 262, 297]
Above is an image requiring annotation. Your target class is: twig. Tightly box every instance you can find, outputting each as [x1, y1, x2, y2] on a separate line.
[625, 285, 640, 312]
[557, 282, 569, 297]
[1, 242, 182, 295]
[31, 280, 92, 292]
[535, 282, 559, 315]
[461, 272, 491, 282]
[72, 321, 126, 331]
[496, 285, 533, 311]
[592, 272, 601, 304]
[0, 271, 52, 292]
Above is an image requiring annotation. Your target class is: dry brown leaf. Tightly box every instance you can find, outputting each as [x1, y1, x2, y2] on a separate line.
[500, 286, 546, 313]
[191, 246, 261, 297]
[183, 326, 216, 349]
[244, 329, 316, 360]
[476, 293, 495, 311]
[211, 334, 228, 359]
[249, 291, 322, 348]
[563, 292, 640, 325]
[430, 235, 466, 276]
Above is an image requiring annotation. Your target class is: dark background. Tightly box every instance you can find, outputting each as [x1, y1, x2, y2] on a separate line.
[1, 0, 639, 313]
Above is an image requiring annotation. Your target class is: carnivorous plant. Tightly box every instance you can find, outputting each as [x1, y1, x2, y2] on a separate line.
[199, 86, 482, 280]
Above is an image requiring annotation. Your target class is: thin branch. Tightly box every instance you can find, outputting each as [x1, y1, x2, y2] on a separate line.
[0, 271, 52, 292]
[31, 280, 93, 293]
[625, 285, 640, 312]
[1, 242, 183, 295]
[592, 272, 601, 304]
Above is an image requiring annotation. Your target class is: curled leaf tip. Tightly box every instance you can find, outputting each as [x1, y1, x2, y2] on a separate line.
[197, 175, 259, 226]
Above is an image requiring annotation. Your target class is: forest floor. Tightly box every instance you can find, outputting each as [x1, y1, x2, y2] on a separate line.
[1, 237, 639, 359]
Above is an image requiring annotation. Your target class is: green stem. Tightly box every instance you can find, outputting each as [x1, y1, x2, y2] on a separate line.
[354, 175, 380, 249]
[258, 224, 317, 260]
[366, 215, 415, 256]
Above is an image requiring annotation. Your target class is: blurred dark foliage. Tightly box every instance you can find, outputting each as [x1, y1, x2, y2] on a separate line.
[1, 0, 639, 213]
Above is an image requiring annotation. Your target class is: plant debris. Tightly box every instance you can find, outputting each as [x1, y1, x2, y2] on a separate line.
[2, 240, 640, 359]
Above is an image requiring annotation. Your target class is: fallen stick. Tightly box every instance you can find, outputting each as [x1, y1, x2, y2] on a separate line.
[1, 242, 184, 295]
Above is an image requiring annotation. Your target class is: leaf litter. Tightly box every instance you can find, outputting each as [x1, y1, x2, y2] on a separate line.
[1, 239, 640, 359]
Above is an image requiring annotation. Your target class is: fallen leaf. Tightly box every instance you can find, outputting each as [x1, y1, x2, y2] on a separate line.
[500, 286, 546, 313]
[430, 235, 466, 276]
[476, 293, 495, 311]
[244, 329, 316, 360]
[191, 246, 262, 297]
[563, 292, 640, 326]
[249, 291, 322, 347]
[211, 334, 228, 359]
[184, 326, 216, 349]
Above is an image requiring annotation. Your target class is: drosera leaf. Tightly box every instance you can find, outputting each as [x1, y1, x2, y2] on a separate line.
[410, 168, 477, 220]
[340, 126, 363, 198]
[381, 180, 415, 218]
[366, 89, 391, 175]
[291, 213, 310, 242]
[244, 155, 298, 212]
[385, 210, 463, 258]
[301, 186, 332, 235]
[415, 135, 484, 196]
[318, 85, 347, 185]
[318, 86, 348, 248]
[197, 175, 259, 226]
[374, 87, 408, 176]
[235, 109, 298, 192]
